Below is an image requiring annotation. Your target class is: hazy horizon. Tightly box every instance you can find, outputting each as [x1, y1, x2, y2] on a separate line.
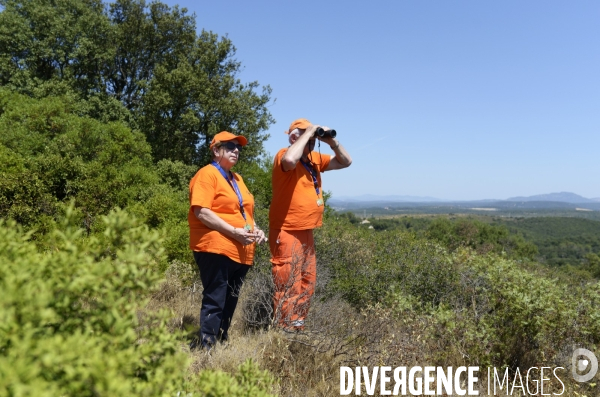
[330, 191, 600, 202]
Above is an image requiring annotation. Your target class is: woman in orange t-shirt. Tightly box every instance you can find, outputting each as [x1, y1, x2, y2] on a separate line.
[188, 131, 267, 350]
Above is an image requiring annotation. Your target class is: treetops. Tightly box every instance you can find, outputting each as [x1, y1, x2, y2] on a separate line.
[0, 0, 274, 165]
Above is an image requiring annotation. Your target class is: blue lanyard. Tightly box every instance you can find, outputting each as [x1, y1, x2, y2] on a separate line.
[300, 160, 320, 197]
[211, 161, 246, 221]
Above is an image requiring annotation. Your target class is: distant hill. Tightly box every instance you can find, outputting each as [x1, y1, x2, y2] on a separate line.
[331, 194, 444, 203]
[329, 191, 600, 213]
[331, 192, 597, 205]
[506, 192, 595, 204]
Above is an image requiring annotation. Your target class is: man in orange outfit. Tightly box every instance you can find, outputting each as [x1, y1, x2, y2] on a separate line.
[269, 118, 352, 330]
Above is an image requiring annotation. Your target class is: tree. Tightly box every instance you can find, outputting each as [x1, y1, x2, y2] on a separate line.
[138, 30, 273, 164]
[0, 89, 156, 229]
[0, 0, 111, 93]
[0, 0, 274, 165]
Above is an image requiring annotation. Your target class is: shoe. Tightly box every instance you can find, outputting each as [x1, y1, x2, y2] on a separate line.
[189, 336, 215, 352]
[282, 320, 305, 333]
[189, 338, 202, 351]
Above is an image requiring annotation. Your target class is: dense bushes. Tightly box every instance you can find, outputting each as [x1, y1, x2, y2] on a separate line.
[315, 216, 600, 371]
[425, 251, 600, 368]
[316, 217, 457, 307]
[0, 90, 197, 267]
[0, 209, 185, 395]
[426, 217, 538, 260]
[0, 209, 275, 396]
[340, 212, 539, 261]
[0, 90, 152, 226]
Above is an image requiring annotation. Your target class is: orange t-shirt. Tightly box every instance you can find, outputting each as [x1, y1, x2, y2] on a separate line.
[188, 164, 255, 265]
[269, 149, 331, 231]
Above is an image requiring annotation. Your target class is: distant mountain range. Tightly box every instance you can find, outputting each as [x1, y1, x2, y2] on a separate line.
[506, 192, 597, 204]
[332, 194, 444, 203]
[330, 192, 599, 205]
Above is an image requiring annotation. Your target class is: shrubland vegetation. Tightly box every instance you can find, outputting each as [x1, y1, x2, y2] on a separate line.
[315, 216, 600, 370]
[0, 210, 275, 396]
[1, 0, 599, 396]
[501, 217, 600, 276]
[341, 211, 600, 279]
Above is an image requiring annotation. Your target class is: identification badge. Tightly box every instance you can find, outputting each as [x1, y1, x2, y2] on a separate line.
[244, 224, 251, 231]
[316, 198, 323, 206]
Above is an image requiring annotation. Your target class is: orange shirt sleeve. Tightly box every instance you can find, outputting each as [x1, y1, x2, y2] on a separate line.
[190, 170, 217, 209]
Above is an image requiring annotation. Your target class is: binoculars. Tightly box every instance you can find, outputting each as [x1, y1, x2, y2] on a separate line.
[315, 127, 337, 138]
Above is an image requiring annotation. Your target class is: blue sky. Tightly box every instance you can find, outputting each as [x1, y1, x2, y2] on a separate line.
[164, 0, 599, 200]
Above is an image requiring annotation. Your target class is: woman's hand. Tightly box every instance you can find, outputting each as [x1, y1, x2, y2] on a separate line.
[231, 227, 256, 246]
[252, 228, 267, 245]
[194, 207, 264, 246]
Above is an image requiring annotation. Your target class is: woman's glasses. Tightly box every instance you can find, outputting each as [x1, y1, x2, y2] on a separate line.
[220, 141, 243, 152]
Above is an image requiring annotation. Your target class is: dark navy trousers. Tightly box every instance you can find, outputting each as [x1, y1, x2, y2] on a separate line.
[193, 251, 250, 347]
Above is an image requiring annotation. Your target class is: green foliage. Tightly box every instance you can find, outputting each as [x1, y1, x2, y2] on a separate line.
[0, 208, 188, 396]
[0, 90, 153, 228]
[424, 250, 600, 368]
[190, 360, 275, 397]
[500, 217, 600, 269]
[0, 0, 274, 164]
[341, 212, 600, 275]
[155, 159, 198, 192]
[426, 217, 538, 260]
[0, 91, 196, 268]
[586, 253, 600, 278]
[317, 216, 600, 370]
[0, 142, 56, 228]
[234, 155, 273, 212]
[139, 30, 273, 164]
[0, 209, 277, 396]
[337, 213, 537, 261]
[0, 0, 111, 91]
[316, 217, 458, 307]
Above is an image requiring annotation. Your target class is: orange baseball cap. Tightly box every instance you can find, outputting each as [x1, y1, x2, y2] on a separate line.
[210, 131, 248, 149]
[286, 118, 312, 134]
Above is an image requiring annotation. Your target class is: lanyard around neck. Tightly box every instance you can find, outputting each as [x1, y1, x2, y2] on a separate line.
[300, 159, 320, 197]
[211, 161, 246, 221]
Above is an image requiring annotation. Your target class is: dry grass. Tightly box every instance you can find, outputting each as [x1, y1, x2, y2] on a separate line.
[144, 260, 598, 397]
[145, 259, 436, 396]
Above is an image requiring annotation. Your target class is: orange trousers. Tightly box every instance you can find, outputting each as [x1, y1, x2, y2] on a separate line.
[269, 229, 317, 329]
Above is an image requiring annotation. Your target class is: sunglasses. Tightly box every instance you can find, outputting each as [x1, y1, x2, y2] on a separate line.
[219, 141, 243, 151]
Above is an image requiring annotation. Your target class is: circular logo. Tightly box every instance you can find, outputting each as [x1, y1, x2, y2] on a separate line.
[572, 348, 598, 382]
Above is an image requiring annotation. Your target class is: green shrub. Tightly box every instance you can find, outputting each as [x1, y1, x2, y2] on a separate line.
[413, 250, 600, 369]
[426, 217, 538, 260]
[316, 217, 458, 307]
[316, 216, 600, 370]
[190, 359, 275, 397]
[0, 90, 155, 229]
[0, 90, 194, 267]
[0, 208, 187, 395]
[0, 208, 276, 396]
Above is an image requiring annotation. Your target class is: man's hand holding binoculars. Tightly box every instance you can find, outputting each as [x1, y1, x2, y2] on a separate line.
[316, 126, 338, 148]
[305, 124, 337, 147]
